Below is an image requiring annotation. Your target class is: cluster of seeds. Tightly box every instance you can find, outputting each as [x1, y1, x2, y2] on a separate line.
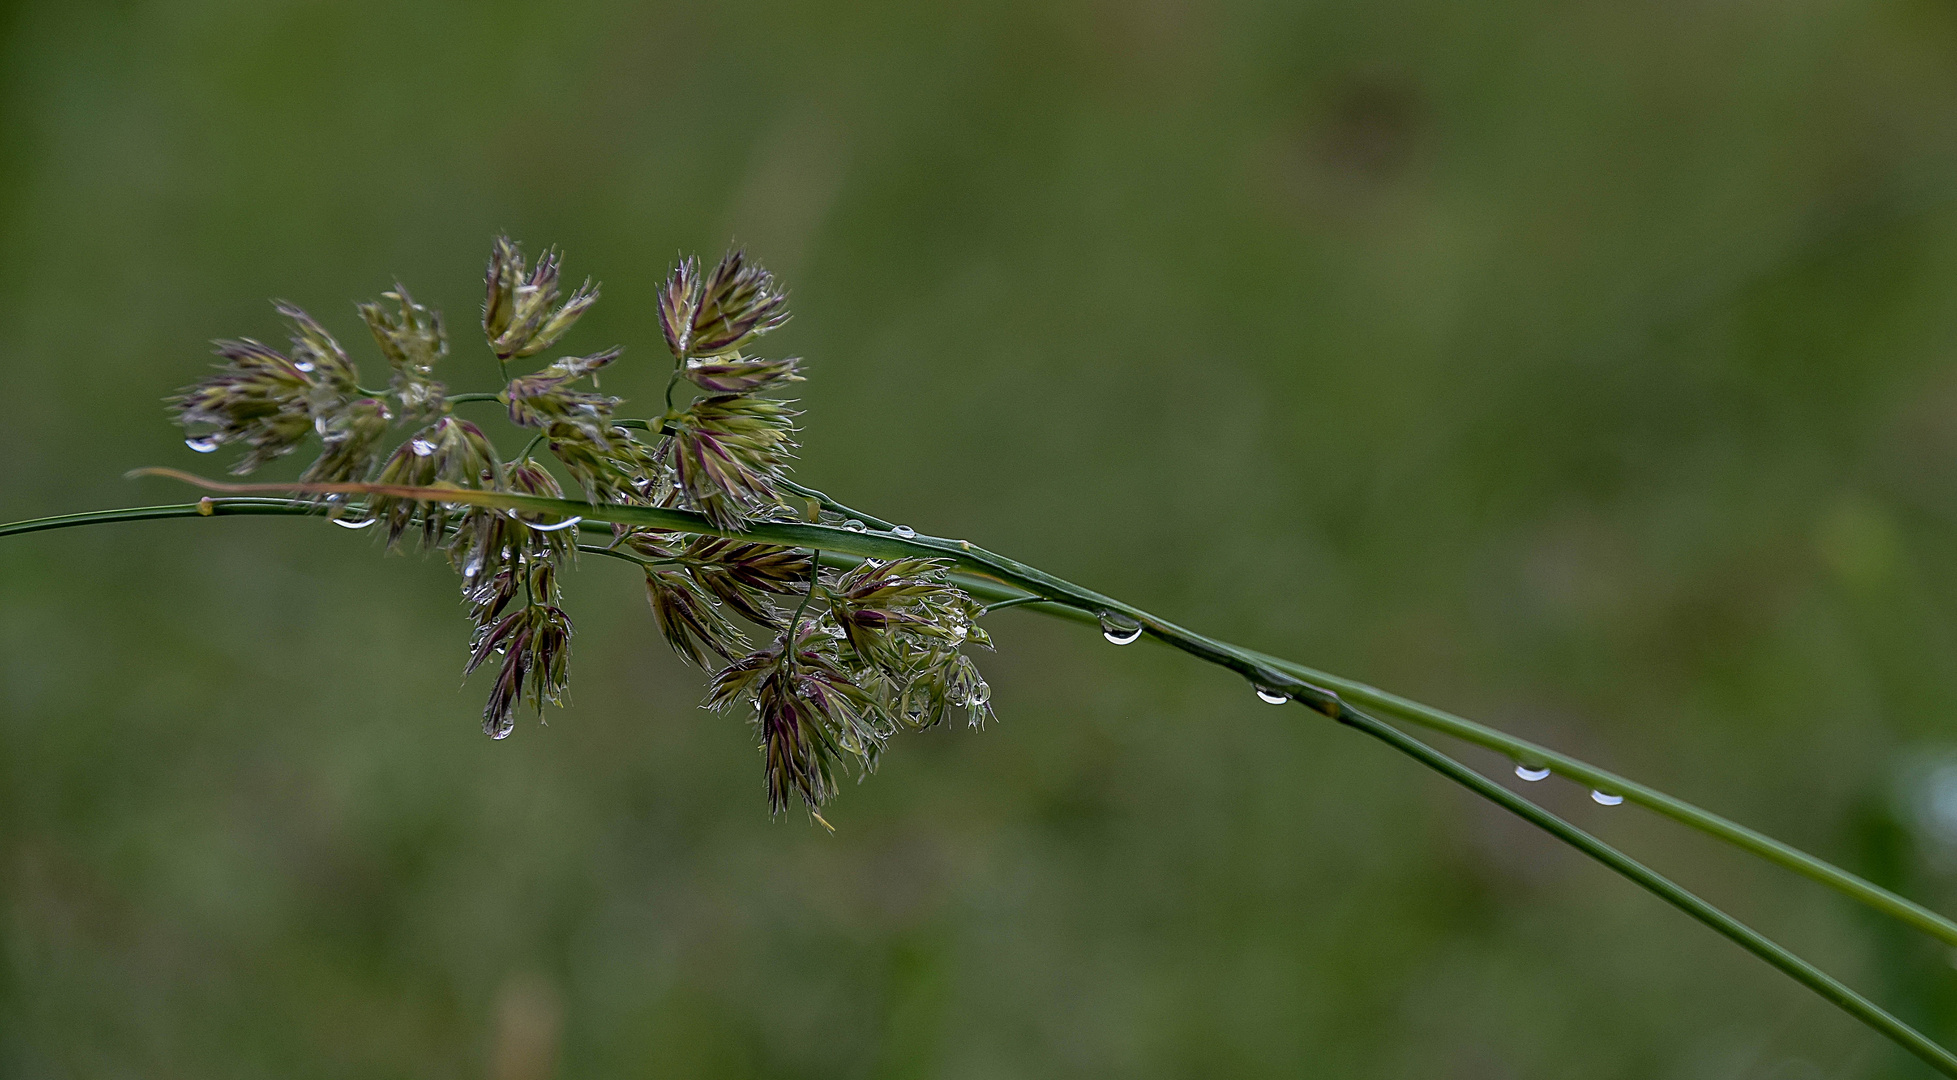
[170, 239, 993, 815]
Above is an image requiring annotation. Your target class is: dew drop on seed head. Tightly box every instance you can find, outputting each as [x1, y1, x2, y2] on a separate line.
[1515, 764, 1551, 782]
[410, 438, 437, 457]
[294, 360, 315, 373]
[463, 552, 485, 578]
[1099, 612, 1143, 645]
[185, 436, 219, 453]
[891, 525, 916, 539]
[332, 517, 376, 530]
[843, 519, 866, 532]
[1591, 790, 1624, 806]
[1255, 686, 1289, 705]
[530, 516, 582, 532]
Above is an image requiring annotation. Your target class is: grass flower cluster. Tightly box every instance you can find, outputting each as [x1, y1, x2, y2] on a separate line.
[169, 239, 995, 815]
[9, 238, 1957, 1071]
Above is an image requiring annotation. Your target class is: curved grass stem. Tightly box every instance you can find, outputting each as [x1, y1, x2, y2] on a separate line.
[7, 478, 1957, 1068]
[791, 482, 1957, 950]
[1331, 704, 1957, 1076]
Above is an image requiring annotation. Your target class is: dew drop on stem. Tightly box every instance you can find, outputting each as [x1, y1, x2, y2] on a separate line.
[410, 438, 437, 457]
[529, 516, 582, 532]
[1255, 686, 1289, 705]
[1099, 612, 1143, 645]
[332, 517, 376, 530]
[1592, 790, 1624, 806]
[1515, 763, 1551, 782]
[842, 519, 866, 532]
[185, 436, 219, 453]
[891, 525, 917, 539]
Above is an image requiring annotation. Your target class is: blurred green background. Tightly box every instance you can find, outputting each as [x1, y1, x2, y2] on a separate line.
[10, 0, 1957, 1075]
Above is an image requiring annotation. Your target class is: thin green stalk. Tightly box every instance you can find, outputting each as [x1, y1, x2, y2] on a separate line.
[980, 594, 1050, 616]
[1248, 649, 1957, 951]
[446, 391, 503, 406]
[786, 550, 822, 644]
[576, 543, 660, 568]
[10, 478, 1957, 1066]
[793, 483, 1957, 951]
[0, 499, 319, 537]
[1329, 703, 1957, 1077]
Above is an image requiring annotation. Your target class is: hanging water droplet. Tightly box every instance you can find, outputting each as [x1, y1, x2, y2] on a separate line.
[410, 438, 437, 457]
[1591, 790, 1624, 806]
[891, 525, 917, 539]
[843, 519, 866, 532]
[1099, 612, 1143, 645]
[463, 552, 485, 578]
[185, 436, 219, 453]
[1515, 764, 1551, 782]
[332, 517, 376, 530]
[488, 721, 513, 741]
[529, 516, 582, 532]
[294, 360, 316, 373]
[1254, 686, 1290, 705]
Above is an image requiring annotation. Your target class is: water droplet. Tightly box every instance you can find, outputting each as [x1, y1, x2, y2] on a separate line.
[294, 360, 315, 373]
[529, 516, 582, 532]
[843, 519, 866, 532]
[463, 552, 485, 578]
[891, 525, 917, 539]
[1591, 790, 1624, 806]
[185, 436, 219, 453]
[333, 517, 376, 530]
[410, 438, 437, 457]
[1515, 764, 1551, 782]
[1099, 612, 1143, 645]
[488, 722, 513, 741]
[1255, 686, 1290, 705]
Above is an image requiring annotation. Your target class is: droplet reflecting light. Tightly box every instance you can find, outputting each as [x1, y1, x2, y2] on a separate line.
[332, 517, 376, 530]
[1255, 687, 1289, 705]
[1099, 612, 1143, 645]
[1515, 764, 1551, 782]
[529, 516, 582, 532]
[891, 525, 917, 539]
[185, 436, 219, 453]
[1592, 790, 1624, 806]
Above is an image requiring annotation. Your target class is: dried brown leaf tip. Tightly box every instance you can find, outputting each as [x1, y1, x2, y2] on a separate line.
[169, 238, 997, 819]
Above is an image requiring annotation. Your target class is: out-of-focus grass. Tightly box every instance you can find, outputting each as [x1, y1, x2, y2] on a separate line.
[9, 0, 1957, 1075]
